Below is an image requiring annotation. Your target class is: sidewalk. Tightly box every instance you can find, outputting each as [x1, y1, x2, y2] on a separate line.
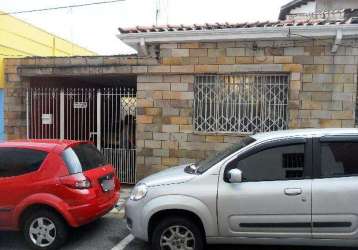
[111, 184, 133, 217]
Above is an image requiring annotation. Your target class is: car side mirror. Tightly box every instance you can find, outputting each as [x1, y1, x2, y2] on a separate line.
[227, 169, 243, 183]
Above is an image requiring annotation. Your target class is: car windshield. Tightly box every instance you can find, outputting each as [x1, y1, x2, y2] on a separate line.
[195, 136, 256, 174]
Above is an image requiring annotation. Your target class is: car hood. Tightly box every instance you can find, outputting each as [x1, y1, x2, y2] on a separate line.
[141, 164, 196, 187]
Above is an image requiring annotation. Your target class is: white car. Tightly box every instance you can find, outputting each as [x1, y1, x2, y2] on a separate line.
[126, 128, 358, 250]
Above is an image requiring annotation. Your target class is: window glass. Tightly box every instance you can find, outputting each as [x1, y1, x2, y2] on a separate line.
[196, 136, 256, 174]
[320, 142, 358, 177]
[62, 143, 106, 174]
[229, 144, 305, 182]
[0, 148, 48, 177]
[62, 148, 82, 174]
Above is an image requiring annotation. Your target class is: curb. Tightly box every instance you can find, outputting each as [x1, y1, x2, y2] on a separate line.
[110, 187, 132, 216]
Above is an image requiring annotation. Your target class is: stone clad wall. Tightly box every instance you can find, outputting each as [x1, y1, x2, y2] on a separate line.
[4, 58, 28, 140]
[4, 56, 159, 140]
[136, 40, 358, 179]
[136, 74, 246, 179]
[3, 42, 358, 181]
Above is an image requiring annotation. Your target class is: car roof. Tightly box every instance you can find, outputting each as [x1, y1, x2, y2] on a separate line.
[0, 139, 90, 152]
[251, 128, 358, 142]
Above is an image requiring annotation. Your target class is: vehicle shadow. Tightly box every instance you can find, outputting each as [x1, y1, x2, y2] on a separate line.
[0, 214, 128, 250]
[0, 230, 27, 249]
[127, 239, 352, 250]
[61, 215, 129, 250]
[208, 245, 351, 250]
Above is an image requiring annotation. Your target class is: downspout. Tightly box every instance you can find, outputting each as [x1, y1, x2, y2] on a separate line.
[139, 37, 148, 56]
[331, 29, 343, 53]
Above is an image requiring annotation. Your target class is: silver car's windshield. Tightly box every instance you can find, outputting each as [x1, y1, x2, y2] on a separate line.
[196, 136, 256, 174]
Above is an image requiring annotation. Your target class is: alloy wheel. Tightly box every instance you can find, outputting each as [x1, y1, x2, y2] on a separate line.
[29, 217, 57, 248]
[160, 225, 195, 250]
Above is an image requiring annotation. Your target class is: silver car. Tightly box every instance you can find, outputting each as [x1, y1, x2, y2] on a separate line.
[126, 128, 358, 249]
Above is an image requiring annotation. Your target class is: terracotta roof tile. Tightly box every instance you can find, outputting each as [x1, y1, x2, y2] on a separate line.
[118, 9, 358, 34]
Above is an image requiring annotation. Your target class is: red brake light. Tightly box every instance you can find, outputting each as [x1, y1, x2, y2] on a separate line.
[60, 173, 91, 189]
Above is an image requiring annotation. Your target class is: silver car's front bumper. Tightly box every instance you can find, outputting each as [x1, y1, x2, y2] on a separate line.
[125, 199, 148, 241]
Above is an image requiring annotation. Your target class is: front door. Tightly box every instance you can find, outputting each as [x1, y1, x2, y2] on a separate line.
[218, 138, 313, 238]
[312, 137, 358, 239]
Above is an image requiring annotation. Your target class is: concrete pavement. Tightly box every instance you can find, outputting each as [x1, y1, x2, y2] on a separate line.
[111, 184, 132, 217]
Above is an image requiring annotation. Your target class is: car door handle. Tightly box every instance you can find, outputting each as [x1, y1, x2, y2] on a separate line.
[284, 188, 302, 196]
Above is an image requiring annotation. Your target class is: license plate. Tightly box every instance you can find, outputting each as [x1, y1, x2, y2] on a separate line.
[100, 175, 115, 192]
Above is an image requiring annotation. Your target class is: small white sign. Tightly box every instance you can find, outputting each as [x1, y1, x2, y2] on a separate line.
[42, 114, 53, 125]
[74, 102, 88, 109]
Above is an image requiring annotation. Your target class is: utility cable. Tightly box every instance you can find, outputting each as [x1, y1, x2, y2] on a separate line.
[0, 0, 125, 16]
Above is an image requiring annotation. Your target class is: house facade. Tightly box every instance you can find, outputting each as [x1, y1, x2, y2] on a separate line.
[4, 1, 358, 182]
[0, 11, 95, 140]
[279, 0, 358, 20]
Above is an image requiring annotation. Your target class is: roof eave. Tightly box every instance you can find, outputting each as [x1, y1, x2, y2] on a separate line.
[117, 24, 358, 47]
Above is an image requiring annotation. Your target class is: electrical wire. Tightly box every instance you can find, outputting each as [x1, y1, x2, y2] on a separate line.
[0, 0, 125, 16]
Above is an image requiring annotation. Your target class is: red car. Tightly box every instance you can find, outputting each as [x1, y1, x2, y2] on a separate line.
[0, 140, 120, 250]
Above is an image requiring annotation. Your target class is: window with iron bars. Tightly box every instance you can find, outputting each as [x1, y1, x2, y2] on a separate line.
[193, 74, 289, 134]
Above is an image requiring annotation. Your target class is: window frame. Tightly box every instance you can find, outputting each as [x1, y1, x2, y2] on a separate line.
[314, 136, 358, 179]
[193, 74, 290, 134]
[0, 147, 48, 178]
[224, 137, 313, 183]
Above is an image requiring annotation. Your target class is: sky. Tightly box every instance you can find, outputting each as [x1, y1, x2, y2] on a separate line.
[0, 0, 292, 55]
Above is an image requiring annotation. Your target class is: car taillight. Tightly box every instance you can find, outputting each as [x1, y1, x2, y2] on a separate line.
[60, 173, 91, 189]
[74, 179, 91, 189]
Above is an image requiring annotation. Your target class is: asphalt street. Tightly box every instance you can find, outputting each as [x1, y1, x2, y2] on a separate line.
[126, 238, 353, 250]
[0, 213, 354, 250]
[0, 213, 128, 250]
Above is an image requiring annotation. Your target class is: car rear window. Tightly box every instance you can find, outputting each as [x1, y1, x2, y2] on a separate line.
[62, 143, 106, 174]
[0, 148, 48, 177]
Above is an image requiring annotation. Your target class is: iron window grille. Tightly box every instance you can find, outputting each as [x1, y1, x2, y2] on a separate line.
[193, 74, 289, 134]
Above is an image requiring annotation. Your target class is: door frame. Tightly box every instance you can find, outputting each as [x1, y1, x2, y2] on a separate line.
[217, 137, 314, 238]
[312, 135, 358, 238]
[312, 135, 358, 178]
[222, 137, 314, 183]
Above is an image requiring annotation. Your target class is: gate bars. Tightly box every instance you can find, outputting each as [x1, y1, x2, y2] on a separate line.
[27, 87, 137, 184]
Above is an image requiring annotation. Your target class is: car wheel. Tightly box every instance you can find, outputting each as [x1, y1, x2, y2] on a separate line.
[23, 209, 68, 250]
[151, 216, 204, 250]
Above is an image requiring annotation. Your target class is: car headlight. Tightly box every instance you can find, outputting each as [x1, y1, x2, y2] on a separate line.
[129, 183, 148, 201]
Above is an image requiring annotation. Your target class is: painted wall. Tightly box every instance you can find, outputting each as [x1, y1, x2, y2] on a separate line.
[0, 11, 96, 140]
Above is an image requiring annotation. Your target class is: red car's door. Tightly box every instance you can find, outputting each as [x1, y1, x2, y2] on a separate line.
[0, 147, 48, 228]
[0, 175, 33, 228]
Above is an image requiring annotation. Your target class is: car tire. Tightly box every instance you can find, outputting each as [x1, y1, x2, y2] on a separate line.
[151, 216, 204, 250]
[23, 209, 68, 250]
